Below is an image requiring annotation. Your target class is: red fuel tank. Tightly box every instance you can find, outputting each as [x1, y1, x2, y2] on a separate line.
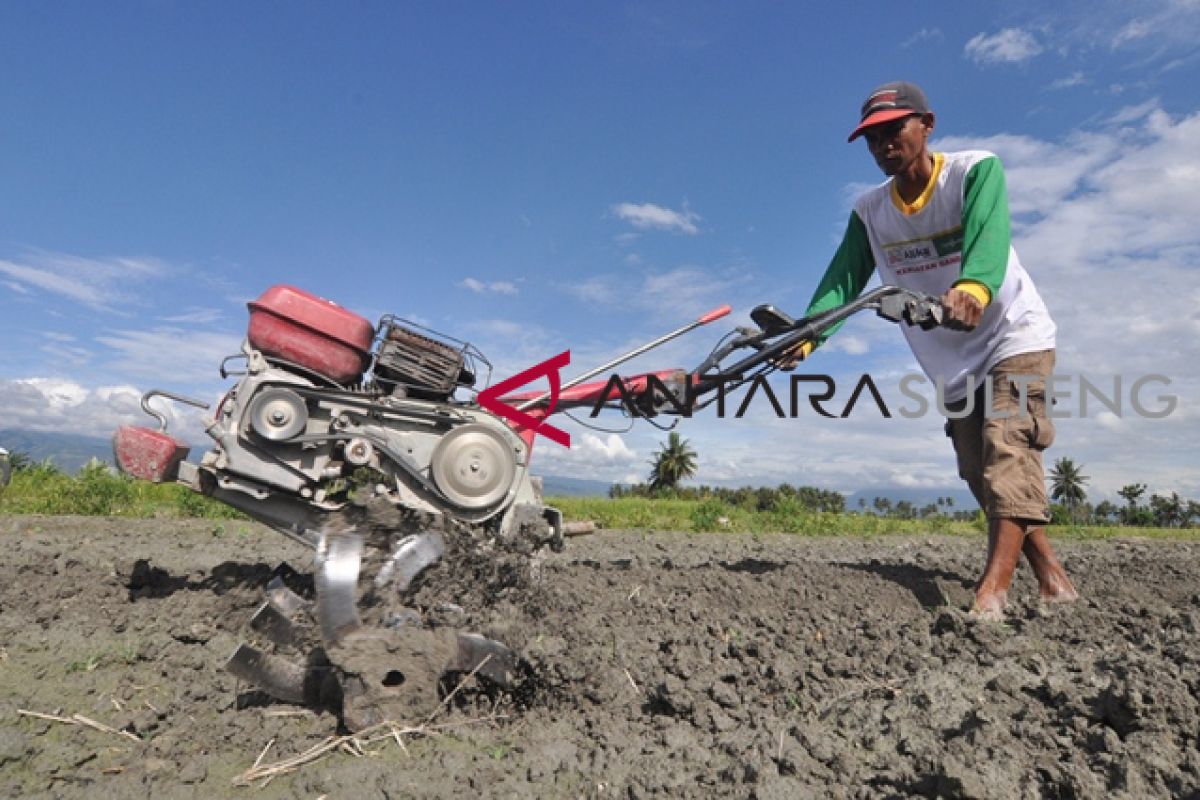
[113, 425, 190, 483]
[247, 285, 375, 383]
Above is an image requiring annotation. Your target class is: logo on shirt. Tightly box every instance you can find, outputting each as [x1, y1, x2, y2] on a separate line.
[884, 227, 965, 276]
[885, 241, 936, 266]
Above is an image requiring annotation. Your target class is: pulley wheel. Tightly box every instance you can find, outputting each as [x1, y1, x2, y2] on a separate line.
[430, 424, 517, 509]
[247, 387, 309, 441]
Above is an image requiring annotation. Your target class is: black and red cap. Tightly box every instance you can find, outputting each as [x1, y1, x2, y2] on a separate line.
[848, 81, 931, 142]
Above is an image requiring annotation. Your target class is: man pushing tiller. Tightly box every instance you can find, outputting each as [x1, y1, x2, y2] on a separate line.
[782, 81, 1078, 619]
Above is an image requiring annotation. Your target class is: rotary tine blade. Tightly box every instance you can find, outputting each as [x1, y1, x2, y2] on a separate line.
[225, 643, 317, 705]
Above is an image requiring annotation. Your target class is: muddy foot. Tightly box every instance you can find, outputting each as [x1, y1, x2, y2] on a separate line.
[1039, 585, 1080, 605]
[969, 590, 1007, 622]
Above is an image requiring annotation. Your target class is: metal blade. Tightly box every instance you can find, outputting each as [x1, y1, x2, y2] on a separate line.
[225, 643, 310, 704]
[265, 575, 309, 617]
[314, 527, 364, 646]
[249, 601, 304, 647]
[374, 531, 445, 591]
[451, 632, 521, 689]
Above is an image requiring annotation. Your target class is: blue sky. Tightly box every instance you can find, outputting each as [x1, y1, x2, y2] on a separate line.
[2, 1, 1198, 500]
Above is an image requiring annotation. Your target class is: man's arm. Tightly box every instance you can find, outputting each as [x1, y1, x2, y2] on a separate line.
[804, 210, 876, 345]
[945, 155, 1012, 329]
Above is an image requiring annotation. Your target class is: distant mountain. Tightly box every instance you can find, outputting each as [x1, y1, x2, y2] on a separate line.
[0, 429, 208, 474]
[538, 475, 616, 498]
[0, 428, 120, 473]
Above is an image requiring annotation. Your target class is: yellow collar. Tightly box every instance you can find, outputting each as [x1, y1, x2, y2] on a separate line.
[891, 152, 943, 215]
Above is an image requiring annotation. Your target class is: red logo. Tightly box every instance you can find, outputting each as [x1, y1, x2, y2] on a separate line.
[477, 351, 572, 447]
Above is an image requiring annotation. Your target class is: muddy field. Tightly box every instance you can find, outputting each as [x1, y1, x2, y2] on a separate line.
[1, 514, 1198, 799]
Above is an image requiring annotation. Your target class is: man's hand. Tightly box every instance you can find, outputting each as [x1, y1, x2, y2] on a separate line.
[941, 287, 984, 331]
[773, 340, 813, 371]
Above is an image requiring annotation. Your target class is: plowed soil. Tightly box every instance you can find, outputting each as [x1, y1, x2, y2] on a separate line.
[1, 515, 1198, 799]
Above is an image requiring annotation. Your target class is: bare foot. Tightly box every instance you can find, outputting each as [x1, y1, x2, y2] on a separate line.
[969, 589, 1007, 622]
[1039, 581, 1079, 604]
[1023, 528, 1078, 604]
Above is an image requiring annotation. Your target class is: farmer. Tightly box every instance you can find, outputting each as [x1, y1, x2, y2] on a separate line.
[782, 81, 1077, 619]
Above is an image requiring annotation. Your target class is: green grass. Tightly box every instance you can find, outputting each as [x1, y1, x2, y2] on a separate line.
[0, 462, 243, 519]
[548, 496, 1197, 540]
[1, 466, 1192, 541]
[550, 495, 979, 536]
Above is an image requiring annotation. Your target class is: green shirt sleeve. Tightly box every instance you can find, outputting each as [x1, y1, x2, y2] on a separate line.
[958, 156, 1011, 299]
[804, 209, 875, 345]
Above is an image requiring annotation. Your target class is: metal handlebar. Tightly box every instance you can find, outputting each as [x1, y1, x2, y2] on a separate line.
[689, 286, 944, 404]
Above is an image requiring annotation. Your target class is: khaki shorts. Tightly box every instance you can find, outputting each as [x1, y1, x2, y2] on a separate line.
[945, 350, 1055, 523]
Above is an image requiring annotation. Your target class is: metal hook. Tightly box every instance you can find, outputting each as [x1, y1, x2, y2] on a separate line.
[140, 389, 211, 432]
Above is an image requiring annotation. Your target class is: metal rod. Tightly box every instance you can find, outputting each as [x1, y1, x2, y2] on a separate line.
[516, 304, 731, 411]
[140, 389, 211, 432]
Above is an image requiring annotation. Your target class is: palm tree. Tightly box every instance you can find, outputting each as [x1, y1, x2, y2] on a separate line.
[1117, 483, 1147, 526]
[1048, 457, 1089, 523]
[648, 432, 697, 492]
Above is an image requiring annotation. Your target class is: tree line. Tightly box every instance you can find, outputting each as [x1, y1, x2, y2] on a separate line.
[1049, 457, 1199, 528]
[630, 434, 1198, 527]
[4, 443, 1196, 530]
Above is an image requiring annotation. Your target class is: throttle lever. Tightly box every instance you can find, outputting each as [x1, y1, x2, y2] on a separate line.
[876, 291, 944, 330]
[914, 300, 944, 330]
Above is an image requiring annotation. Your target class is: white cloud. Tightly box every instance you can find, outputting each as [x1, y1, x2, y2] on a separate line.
[40, 342, 93, 367]
[23, 378, 89, 408]
[565, 277, 618, 306]
[934, 130, 1120, 218]
[95, 327, 245, 385]
[563, 265, 750, 321]
[612, 202, 701, 235]
[576, 433, 636, 462]
[459, 318, 563, 383]
[1112, 19, 1153, 46]
[1107, 2, 1200, 52]
[532, 431, 640, 482]
[1110, 99, 1160, 124]
[901, 27, 943, 49]
[825, 334, 870, 357]
[964, 28, 1043, 64]
[42, 332, 76, 343]
[1048, 71, 1086, 90]
[159, 308, 225, 324]
[459, 277, 519, 295]
[0, 250, 170, 311]
[1048, 1, 1200, 68]
[0, 379, 206, 441]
